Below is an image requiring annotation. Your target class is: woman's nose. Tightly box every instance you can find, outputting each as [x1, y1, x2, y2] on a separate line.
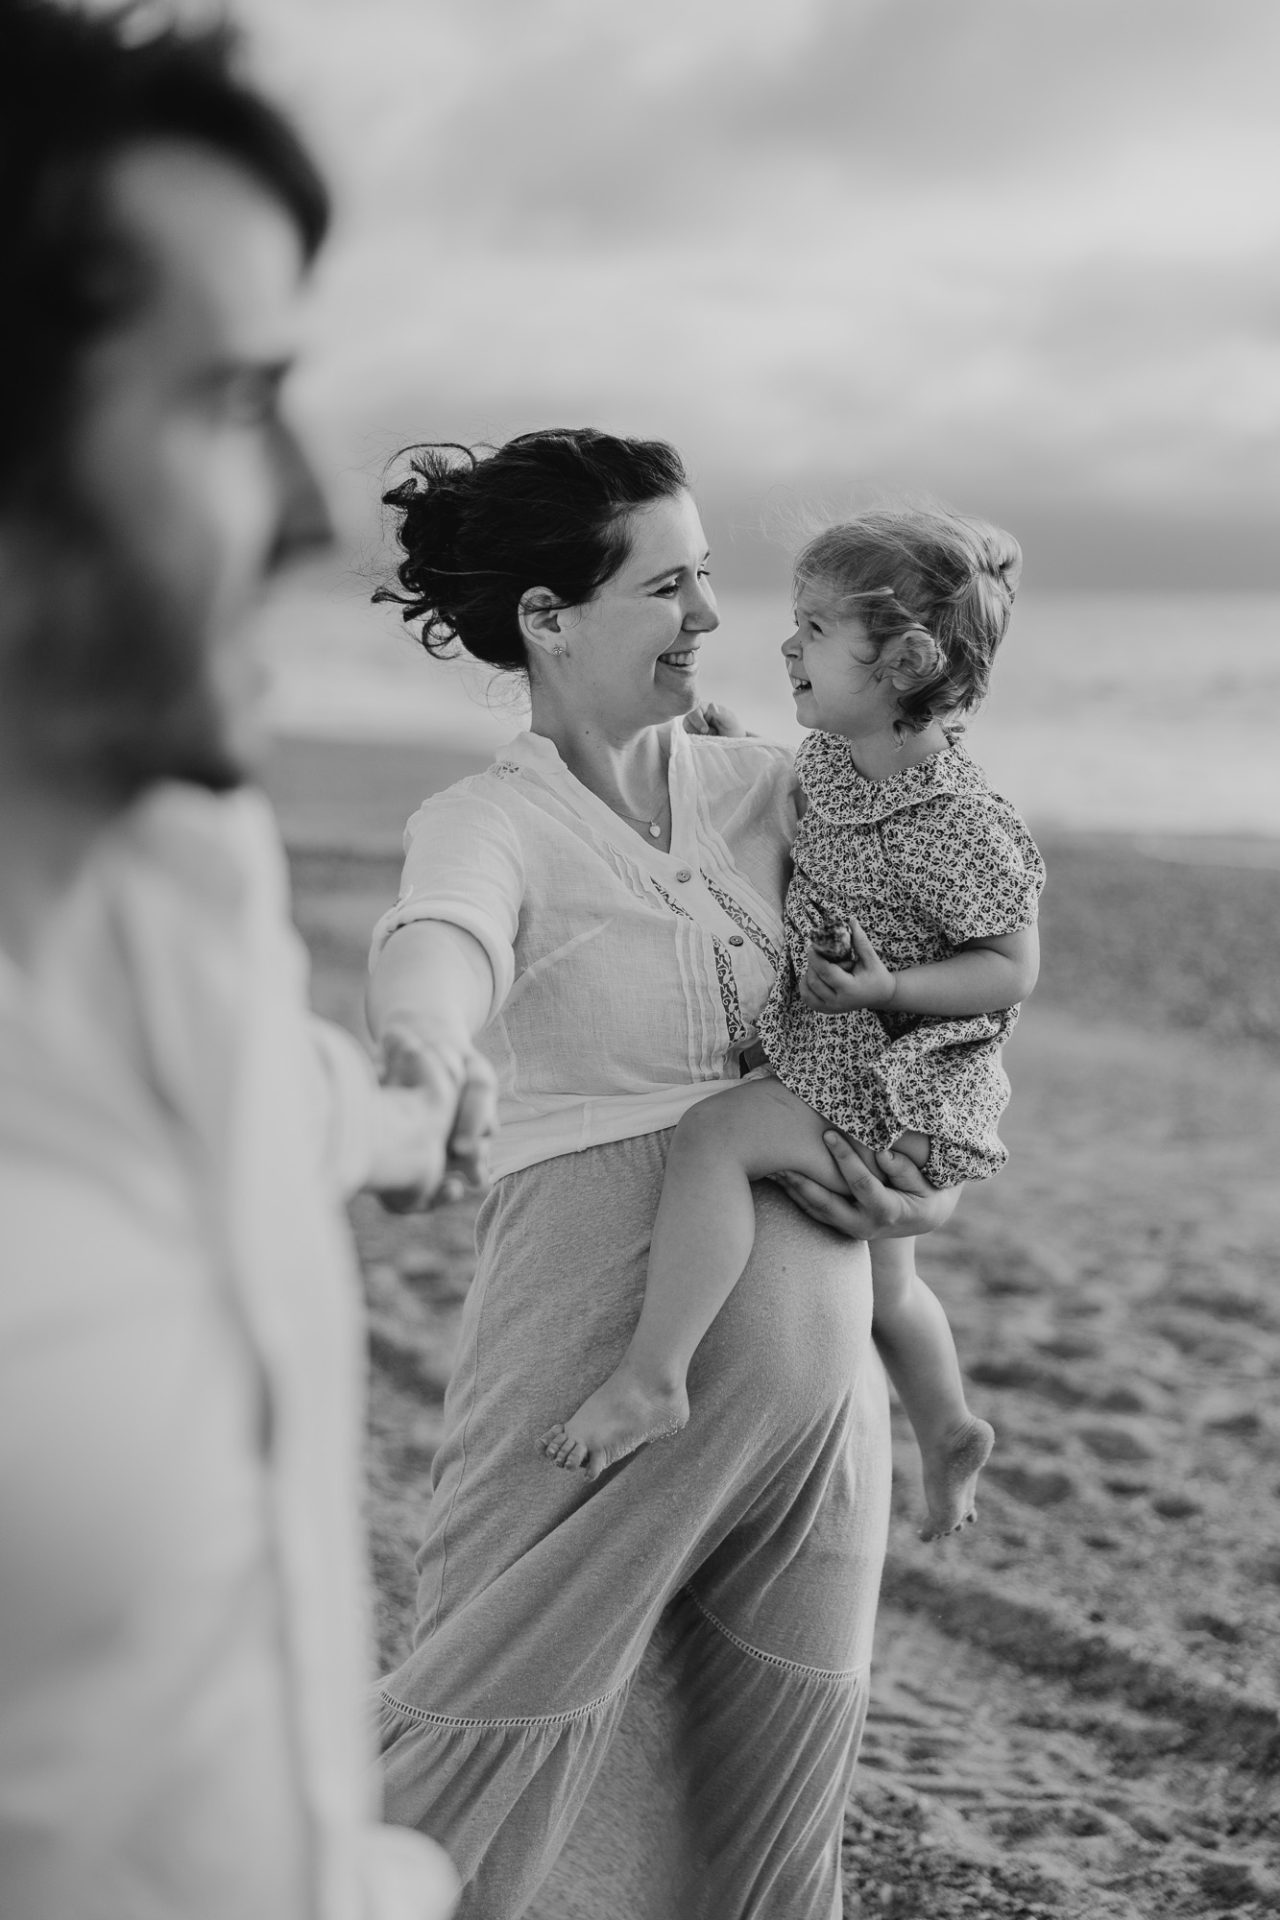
[685, 579, 720, 632]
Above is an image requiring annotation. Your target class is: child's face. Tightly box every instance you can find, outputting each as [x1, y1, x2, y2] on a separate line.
[782, 585, 899, 739]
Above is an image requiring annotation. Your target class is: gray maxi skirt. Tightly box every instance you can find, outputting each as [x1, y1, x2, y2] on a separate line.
[377, 1129, 892, 1920]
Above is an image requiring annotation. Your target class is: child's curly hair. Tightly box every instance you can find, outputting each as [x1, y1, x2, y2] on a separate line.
[794, 503, 1022, 734]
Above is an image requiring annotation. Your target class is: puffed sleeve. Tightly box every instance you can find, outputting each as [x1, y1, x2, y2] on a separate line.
[368, 782, 526, 1013]
[913, 798, 1045, 945]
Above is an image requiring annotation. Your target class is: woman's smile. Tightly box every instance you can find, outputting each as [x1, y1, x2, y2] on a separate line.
[658, 644, 701, 675]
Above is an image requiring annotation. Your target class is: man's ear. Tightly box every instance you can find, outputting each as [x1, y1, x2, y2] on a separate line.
[880, 624, 942, 691]
[518, 588, 567, 659]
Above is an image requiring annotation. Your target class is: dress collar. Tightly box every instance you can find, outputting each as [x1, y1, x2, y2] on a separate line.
[796, 728, 989, 828]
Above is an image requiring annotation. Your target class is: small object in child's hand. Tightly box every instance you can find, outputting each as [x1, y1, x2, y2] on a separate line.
[804, 898, 854, 965]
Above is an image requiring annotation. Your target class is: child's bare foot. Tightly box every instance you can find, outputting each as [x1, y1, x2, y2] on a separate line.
[919, 1416, 995, 1541]
[538, 1366, 689, 1480]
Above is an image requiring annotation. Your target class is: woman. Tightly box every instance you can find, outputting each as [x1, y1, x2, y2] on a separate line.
[367, 429, 958, 1919]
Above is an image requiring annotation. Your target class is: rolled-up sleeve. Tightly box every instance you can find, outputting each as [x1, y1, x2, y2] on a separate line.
[368, 787, 525, 1014]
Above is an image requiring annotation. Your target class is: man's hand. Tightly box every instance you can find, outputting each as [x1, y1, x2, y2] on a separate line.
[371, 1026, 496, 1213]
[773, 1130, 961, 1241]
[799, 916, 896, 1012]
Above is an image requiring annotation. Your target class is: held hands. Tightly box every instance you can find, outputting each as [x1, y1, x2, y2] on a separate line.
[372, 1025, 497, 1213]
[799, 914, 897, 1012]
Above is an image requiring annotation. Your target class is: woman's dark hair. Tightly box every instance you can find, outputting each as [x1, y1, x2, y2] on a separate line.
[0, 0, 329, 503]
[374, 428, 690, 676]
[794, 503, 1023, 734]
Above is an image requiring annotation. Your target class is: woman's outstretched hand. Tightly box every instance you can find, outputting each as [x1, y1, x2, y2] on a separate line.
[774, 1131, 961, 1241]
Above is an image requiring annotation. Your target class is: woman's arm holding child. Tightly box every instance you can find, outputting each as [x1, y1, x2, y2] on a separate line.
[775, 1133, 962, 1239]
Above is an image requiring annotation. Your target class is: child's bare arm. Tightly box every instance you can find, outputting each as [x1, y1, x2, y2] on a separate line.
[800, 918, 1038, 1017]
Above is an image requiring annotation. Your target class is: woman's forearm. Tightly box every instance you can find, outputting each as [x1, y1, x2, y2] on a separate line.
[367, 920, 495, 1054]
[363, 921, 499, 1205]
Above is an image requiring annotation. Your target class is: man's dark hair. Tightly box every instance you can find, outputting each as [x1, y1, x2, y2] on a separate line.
[0, 0, 330, 502]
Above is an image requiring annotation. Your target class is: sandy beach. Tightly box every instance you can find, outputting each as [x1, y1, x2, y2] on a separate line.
[270, 733, 1280, 1920]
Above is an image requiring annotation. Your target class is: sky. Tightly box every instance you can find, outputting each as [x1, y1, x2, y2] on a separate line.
[199, 0, 1280, 588]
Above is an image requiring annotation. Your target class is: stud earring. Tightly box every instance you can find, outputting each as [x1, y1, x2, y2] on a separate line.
[551, 644, 566, 659]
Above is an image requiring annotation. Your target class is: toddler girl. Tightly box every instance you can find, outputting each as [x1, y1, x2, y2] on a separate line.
[540, 505, 1044, 1539]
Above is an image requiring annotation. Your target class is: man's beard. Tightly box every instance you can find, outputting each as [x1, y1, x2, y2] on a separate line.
[5, 510, 247, 802]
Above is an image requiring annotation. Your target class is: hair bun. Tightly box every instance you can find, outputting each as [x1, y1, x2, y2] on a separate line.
[375, 445, 482, 659]
[984, 530, 1023, 598]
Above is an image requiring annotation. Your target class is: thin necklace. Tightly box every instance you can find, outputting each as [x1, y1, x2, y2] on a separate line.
[616, 793, 670, 840]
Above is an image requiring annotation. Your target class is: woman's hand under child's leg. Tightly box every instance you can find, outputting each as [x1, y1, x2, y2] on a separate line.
[773, 1132, 962, 1243]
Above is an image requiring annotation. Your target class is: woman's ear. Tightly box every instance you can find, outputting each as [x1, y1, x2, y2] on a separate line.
[880, 624, 942, 692]
[519, 588, 567, 659]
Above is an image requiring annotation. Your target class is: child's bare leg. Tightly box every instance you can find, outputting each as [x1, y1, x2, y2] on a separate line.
[871, 1131, 994, 1540]
[539, 1077, 837, 1478]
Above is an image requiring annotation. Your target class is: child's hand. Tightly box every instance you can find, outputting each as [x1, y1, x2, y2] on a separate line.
[799, 916, 897, 1012]
[684, 701, 749, 737]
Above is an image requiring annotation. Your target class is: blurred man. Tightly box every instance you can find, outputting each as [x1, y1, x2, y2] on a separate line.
[0, 3, 481, 1913]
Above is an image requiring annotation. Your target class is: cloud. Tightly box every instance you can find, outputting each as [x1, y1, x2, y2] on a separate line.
[223, 0, 1280, 583]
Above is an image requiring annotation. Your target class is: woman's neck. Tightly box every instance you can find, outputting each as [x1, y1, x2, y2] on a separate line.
[529, 695, 671, 822]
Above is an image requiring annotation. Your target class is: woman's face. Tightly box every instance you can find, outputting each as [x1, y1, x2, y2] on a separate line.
[553, 490, 718, 738]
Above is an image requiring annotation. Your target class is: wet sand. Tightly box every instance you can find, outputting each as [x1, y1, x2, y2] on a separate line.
[276, 733, 1280, 1920]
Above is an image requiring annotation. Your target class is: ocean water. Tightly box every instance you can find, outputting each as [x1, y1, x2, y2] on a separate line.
[260, 580, 1280, 838]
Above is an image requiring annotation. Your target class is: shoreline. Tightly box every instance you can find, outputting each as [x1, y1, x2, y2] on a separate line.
[263, 730, 1280, 867]
[276, 729, 1280, 1059]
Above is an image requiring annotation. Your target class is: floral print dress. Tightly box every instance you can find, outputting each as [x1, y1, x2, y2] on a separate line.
[757, 730, 1045, 1187]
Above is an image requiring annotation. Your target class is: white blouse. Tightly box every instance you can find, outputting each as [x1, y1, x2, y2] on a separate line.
[370, 723, 800, 1178]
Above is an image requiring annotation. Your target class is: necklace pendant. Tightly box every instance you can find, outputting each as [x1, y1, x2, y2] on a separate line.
[648, 821, 662, 839]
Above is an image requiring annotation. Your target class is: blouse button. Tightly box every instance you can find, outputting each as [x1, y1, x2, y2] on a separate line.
[675, 867, 692, 883]
[728, 934, 745, 947]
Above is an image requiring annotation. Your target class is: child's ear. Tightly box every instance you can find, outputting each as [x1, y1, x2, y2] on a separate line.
[881, 624, 943, 691]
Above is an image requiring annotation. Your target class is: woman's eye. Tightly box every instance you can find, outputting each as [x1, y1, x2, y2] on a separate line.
[653, 580, 681, 596]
